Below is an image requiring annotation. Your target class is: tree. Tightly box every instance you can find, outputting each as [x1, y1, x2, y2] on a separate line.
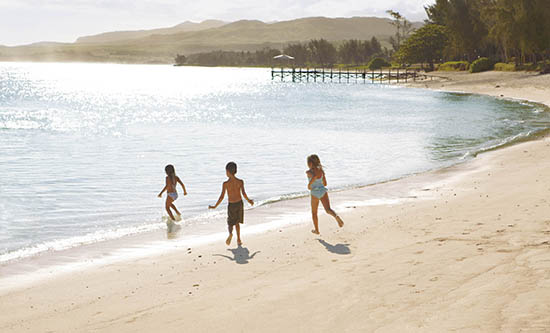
[396, 24, 449, 70]
[174, 54, 187, 65]
[387, 10, 415, 51]
[308, 39, 337, 66]
[283, 43, 310, 66]
[425, 0, 550, 65]
[369, 36, 383, 56]
[487, 0, 550, 64]
[424, 0, 488, 61]
[254, 47, 281, 66]
[338, 39, 362, 64]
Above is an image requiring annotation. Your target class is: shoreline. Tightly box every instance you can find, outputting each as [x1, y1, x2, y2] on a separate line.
[403, 70, 550, 107]
[1, 128, 539, 286]
[2, 70, 548, 274]
[2, 71, 550, 332]
[0, 157, 450, 291]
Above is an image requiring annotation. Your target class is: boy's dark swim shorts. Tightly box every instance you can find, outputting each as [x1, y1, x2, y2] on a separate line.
[227, 200, 244, 226]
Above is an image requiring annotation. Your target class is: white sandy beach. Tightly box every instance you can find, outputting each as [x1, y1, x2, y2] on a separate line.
[1, 71, 550, 332]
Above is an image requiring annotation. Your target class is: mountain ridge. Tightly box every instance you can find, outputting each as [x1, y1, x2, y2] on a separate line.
[0, 16, 423, 64]
[76, 19, 228, 44]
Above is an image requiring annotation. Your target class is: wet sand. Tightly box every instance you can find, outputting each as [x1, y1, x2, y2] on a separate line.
[1, 71, 550, 332]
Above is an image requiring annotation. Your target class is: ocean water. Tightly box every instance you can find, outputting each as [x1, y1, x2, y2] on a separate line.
[1, 62, 549, 265]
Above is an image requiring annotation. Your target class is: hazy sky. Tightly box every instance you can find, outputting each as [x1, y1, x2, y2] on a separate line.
[0, 0, 433, 46]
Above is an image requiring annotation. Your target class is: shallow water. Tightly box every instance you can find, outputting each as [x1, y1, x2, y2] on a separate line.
[1, 62, 549, 263]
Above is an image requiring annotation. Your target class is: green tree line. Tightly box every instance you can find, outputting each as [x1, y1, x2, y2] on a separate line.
[176, 38, 385, 67]
[424, 0, 550, 64]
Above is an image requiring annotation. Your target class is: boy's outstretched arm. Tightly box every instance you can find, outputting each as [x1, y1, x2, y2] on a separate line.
[177, 177, 188, 195]
[209, 183, 226, 209]
[241, 180, 254, 206]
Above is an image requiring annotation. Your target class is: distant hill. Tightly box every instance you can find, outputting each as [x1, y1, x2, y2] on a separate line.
[76, 20, 227, 44]
[134, 17, 422, 46]
[0, 16, 423, 64]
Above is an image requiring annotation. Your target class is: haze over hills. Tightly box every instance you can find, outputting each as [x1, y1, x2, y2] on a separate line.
[0, 16, 422, 64]
[76, 20, 227, 44]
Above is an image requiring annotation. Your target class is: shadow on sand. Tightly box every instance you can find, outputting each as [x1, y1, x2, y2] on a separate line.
[213, 245, 261, 264]
[318, 239, 351, 255]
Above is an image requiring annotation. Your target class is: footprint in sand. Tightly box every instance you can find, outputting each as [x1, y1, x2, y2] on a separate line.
[497, 249, 515, 253]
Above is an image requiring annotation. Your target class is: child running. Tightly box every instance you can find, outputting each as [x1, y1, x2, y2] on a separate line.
[158, 164, 187, 222]
[209, 162, 254, 246]
[306, 154, 344, 234]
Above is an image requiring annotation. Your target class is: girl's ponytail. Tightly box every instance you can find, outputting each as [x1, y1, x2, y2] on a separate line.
[165, 164, 176, 184]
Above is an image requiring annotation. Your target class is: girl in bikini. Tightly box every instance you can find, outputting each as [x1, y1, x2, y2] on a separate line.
[306, 154, 344, 234]
[158, 164, 187, 222]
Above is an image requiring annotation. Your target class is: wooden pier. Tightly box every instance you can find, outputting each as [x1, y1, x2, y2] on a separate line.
[271, 68, 434, 83]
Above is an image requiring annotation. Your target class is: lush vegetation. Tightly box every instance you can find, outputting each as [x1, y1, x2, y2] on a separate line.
[182, 49, 281, 67]
[494, 62, 516, 71]
[424, 0, 550, 67]
[438, 61, 470, 71]
[386, 10, 415, 52]
[470, 57, 494, 73]
[367, 57, 391, 70]
[177, 38, 386, 67]
[390, 1, 550, 72]
[337, 38, 383, 65]
[395, 24, 449, 70]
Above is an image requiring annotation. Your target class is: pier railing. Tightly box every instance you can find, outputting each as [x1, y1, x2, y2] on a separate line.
[271, 67, 435, 83]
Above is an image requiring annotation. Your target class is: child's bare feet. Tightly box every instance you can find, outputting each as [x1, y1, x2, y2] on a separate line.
[237, 239, 242, 246]
[226, 234, 233, 246]
[174, 214, 182, 222]
[336, 216, 344, 228]
[311, 229, 320, 235]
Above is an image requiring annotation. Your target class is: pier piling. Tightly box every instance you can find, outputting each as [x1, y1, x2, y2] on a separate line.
[270, 68, 428, 84]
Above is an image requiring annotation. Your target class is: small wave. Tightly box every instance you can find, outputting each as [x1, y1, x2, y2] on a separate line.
[0, 222, 165, 264]
[255, 192, 309, 206]
[467, 127, 550, 157]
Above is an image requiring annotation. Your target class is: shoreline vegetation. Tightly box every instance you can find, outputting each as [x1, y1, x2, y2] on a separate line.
[1, 71, 550, 331]
[174, 38, 389, 68]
